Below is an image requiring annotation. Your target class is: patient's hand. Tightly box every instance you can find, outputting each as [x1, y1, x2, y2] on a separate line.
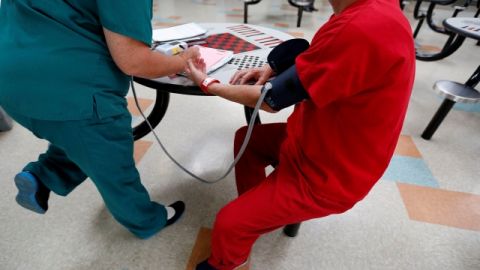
[229, 65, 274, 85]
[185, 59, 207, 86]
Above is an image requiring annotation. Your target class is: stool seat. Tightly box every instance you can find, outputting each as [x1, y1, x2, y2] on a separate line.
[289, 0, 314, 7]
[433, 80, 480, 104]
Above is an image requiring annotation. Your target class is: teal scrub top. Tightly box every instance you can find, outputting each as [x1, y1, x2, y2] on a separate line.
[0, 0, 153, 120]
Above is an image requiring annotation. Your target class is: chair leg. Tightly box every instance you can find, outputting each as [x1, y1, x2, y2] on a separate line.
[244, 0, 263, 24]
[297, 7, 303, 27]
[283, 223, 302, 237]
[244, 2, 248, 24]
[421, 99, 456, 140]
[413, 17, 425, 38]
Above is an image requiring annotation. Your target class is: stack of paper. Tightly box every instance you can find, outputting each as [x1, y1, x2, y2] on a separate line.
[153, 23, 207, 42]
[153, 23, 233, 75]
[198, 46, 234, 74]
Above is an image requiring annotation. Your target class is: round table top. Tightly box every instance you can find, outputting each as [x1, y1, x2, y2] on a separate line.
[443, 17, 480, 41]
[149, 23, 295, 88]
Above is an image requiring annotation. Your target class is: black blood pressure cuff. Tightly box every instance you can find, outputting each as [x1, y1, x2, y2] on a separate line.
[261, 38, 311, 111]
[261, 65, 309, 111]
[267, 38, 310, 74]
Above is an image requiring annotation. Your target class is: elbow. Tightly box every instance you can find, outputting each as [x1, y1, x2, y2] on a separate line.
[103, 27, 152, 78]
[116, 61, 159, 79]
[261, 104, 278, 113]
[116, 61, 144, 78]
[110, 45, 153, 78]
[264, 108, 279, 113]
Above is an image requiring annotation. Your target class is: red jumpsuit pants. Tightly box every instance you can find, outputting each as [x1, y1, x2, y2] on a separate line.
[208, 123, 348, 270]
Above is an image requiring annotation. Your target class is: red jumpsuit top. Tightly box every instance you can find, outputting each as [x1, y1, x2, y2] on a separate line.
[286, 0, 415, 207]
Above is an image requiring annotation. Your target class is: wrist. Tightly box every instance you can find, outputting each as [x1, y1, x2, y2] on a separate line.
[177, 54, 188, 70]
[266, 66, 275, 77]
[200, 77, 220, 94]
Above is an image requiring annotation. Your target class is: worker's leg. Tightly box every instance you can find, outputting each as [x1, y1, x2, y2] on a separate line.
[233, 123, 286, 195]
[14, 144, 87, 214]
[30, 109, 167, 238]
[6, 109, 88, 196]
[208, 167, 347, 270]
[0, 106, 13, 131]
[24, 144, 88, 196]
[5, 110, 86, 214]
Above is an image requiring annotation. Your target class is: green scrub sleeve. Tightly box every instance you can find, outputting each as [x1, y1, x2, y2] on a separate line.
[97, 0, 153, 46]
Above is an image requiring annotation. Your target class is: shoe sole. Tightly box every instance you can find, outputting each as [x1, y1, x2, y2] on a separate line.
[14, 173, 46, 214]
[166, 201, 185, 226]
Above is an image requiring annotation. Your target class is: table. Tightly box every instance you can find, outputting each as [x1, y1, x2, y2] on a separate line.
[421, 17, 480, 140]
[444, 17, 480, 41]
[132, 23, 294, 140]
[415, 14, 476, 61]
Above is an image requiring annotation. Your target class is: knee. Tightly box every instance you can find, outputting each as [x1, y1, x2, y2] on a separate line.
[214, 205, 242, 234]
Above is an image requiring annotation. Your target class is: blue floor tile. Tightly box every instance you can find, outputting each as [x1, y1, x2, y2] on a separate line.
[381, 156, 439, 188]
[453, 102, 480, 113]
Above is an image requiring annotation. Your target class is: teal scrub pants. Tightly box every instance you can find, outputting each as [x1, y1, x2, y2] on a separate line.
[6, 108, 167, 239]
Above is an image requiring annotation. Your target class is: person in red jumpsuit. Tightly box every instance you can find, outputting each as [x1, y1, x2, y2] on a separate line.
[186, 0, 415, 268]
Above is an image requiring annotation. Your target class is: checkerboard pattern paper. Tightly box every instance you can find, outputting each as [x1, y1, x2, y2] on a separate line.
[202, 33, 260, 54]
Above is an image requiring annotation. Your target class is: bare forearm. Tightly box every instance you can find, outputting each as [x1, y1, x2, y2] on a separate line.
[208, 83, 275, 112]
[131, 49, 186, 78]
[103, 28, 187, 79]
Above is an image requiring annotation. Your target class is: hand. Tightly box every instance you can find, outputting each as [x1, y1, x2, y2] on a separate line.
[185, 58, 207, 86]
[179, 46, 201, 64]
[229, 64, 274, 85]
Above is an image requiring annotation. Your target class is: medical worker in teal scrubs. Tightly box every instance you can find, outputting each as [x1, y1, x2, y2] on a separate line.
[0, 0, 200, 239]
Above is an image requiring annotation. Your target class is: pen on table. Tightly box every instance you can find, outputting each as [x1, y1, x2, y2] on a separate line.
[187, 40, 207, 46]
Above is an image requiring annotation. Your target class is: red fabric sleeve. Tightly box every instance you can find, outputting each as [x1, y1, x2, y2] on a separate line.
[295, 22, 380, 108]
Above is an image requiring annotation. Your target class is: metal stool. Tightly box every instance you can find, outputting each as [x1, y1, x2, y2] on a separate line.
[288, 0, 314, 27]
[413, 0, 470, 38]
[0, 106, 13, 132]
[413, 0, 473, 61]
[244, 0, 314, 27]
[421, 66, 480, 140]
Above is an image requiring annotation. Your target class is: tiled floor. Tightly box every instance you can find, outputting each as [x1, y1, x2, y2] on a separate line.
[1, 0, 479, 269]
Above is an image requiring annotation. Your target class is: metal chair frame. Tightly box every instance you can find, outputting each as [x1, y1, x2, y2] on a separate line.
[244, 0, 314, 27]
[422, 65, 480, 140]
[413, 0, 476, 61]
[413, 0, 470, 38]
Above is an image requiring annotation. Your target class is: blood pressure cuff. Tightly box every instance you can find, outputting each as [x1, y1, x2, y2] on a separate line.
[261, 38, 311, 111]
[261, 65, 309, 111]
[267, 38, 310, 74]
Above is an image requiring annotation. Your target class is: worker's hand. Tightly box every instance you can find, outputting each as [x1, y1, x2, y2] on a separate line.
[185, 58, 207, 86]
[179, 46, 201, 66]
[229, 64, 274, 85]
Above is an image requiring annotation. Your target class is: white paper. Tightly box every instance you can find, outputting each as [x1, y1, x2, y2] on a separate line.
[152, 23, 207, 42]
